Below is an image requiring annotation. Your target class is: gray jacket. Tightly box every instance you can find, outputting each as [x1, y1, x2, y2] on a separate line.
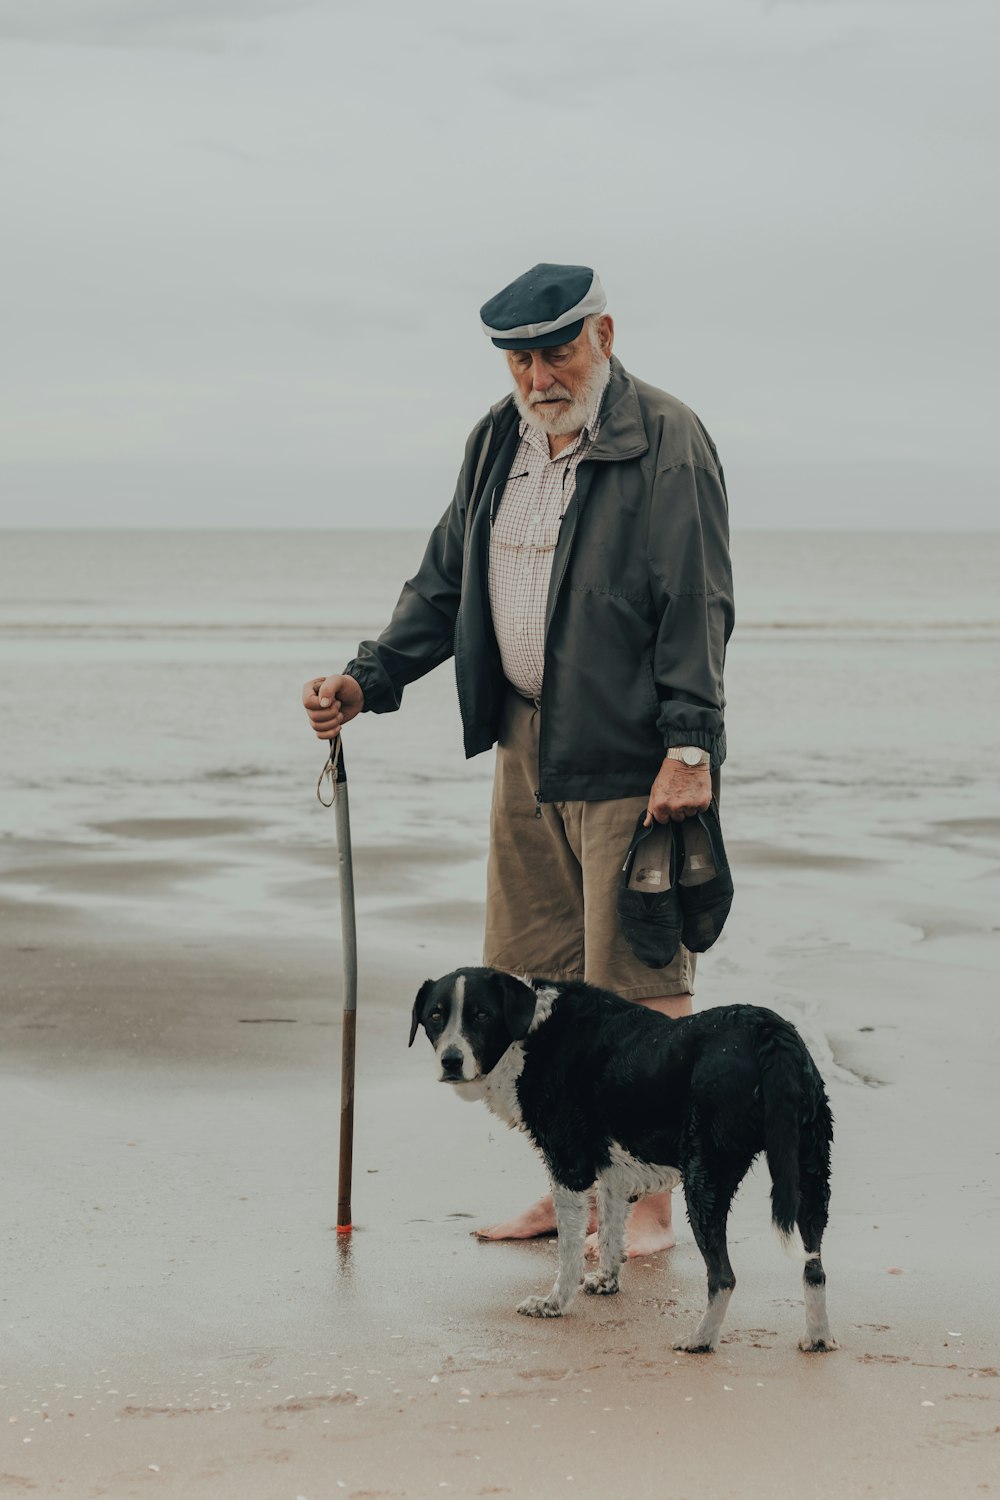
[345, 356, 734, 803]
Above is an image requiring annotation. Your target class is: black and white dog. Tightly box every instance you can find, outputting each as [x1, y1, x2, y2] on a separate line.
[410, 967, 836, 1354]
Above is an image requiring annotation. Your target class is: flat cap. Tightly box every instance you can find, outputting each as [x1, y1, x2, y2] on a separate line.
[480, 263, 607, 349]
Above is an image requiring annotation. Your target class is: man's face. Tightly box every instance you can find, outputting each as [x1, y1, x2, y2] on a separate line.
[505, 315, 613, 438]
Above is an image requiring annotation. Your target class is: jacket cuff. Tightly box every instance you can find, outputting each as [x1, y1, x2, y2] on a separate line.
[662, 727, 726, 772]
[342, 659, 382, 714]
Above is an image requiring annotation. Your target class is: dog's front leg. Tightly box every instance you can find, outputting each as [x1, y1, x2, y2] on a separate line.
[517, 1184, 590, 1319]
[583, 1175, 627, 1296]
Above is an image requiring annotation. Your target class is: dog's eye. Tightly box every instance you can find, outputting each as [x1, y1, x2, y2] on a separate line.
[474, 1009, 490, 1022]
[428, 1008, 443, 1022]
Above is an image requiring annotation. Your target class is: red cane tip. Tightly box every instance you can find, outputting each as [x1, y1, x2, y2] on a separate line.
[336, 1222, 353, 1234]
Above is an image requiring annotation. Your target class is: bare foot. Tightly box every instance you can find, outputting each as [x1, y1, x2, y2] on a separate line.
[473, 1194, 598, 1242]
[585, 1194, 677, 1260]
[620, 1200, 677, 1260]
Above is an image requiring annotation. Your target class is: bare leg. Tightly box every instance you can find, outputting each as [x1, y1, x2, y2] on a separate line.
[638, 994, 693, 1022]
[517, 1184, 591, 1318]
[584, 992, 690, 1260]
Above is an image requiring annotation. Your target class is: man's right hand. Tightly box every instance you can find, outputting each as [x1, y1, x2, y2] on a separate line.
[302, 673, 365, 741]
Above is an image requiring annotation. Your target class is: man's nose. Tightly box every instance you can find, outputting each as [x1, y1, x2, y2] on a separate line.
[530, 355, 554, 391]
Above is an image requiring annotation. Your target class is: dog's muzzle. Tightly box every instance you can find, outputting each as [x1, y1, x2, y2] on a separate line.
[438, 1046, 468, 1082]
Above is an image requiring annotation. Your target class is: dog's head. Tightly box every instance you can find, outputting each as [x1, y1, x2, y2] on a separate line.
[408, 966, 537, 1085]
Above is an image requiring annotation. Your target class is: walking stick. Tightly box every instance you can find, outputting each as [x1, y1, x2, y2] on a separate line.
[317, 735, 358, 1234]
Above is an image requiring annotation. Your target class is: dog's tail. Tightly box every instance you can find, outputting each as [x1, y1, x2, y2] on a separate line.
[755, 1013, 825, 1262]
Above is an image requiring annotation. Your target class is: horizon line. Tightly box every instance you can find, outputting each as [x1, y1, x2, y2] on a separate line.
[2, 523, 998, 536]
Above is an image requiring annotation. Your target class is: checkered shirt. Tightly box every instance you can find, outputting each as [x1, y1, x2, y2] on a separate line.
[488, 361, 611, 700]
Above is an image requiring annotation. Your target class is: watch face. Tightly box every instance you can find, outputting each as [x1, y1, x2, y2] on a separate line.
[682, 748, 701, 766]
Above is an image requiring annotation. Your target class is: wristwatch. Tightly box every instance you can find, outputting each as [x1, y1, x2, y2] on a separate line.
[666, 746, 710, 768]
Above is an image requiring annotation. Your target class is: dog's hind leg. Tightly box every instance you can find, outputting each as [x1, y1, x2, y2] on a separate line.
[583, 1175, 628, 1296]
[796, 1126, 836, 1352]
[517, 1183, 590, 1319]
[798, 1249, 836, 1352]
[674, 1155, 743, 1354]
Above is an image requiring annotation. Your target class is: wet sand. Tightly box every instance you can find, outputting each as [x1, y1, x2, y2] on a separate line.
[2, 807, 999, 1500]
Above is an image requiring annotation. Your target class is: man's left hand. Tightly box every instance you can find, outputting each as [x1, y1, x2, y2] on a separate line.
[646, 758, 712, 825]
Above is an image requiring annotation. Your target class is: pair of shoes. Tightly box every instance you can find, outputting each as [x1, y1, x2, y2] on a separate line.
[617, 799, 734, 969]
[616, 817, 681, 969]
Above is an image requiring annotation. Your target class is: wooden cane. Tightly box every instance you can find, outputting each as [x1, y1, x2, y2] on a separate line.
[318, 735, 358, 1234]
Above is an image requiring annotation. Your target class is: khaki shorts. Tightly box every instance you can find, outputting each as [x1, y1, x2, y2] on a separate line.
[483, 690, 696, 1001]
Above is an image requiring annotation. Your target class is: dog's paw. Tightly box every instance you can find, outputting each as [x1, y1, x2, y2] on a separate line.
[798, 1335, 838, 1353]
[583, 1270, 620, 1296]
[673, 1338, 716, 1354]
[517, 1294, 563, 1319]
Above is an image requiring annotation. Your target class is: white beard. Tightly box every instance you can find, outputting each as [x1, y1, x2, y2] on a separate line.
[513, 353, 608, 439]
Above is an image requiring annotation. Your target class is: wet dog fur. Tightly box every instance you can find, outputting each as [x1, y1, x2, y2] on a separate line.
[409, 967, 836, 1353]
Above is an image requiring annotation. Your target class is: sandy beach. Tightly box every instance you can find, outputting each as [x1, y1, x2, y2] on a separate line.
[4, 802, 999, 1498]
[2, 529, 999, 1498]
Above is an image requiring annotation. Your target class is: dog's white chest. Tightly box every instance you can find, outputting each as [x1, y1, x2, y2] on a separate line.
[602, 1143, 682, 1197]
[478, 1046, 526, 1130]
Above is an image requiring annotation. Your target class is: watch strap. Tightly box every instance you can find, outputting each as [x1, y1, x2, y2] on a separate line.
[666, 746, 711, 767]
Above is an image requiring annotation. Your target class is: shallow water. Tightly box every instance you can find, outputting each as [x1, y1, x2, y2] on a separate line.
[0, 528, 997, 936]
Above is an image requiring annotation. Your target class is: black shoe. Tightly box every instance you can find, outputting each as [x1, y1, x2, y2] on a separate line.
[675, 798, 733, 953]
[617, 813, 683, 969]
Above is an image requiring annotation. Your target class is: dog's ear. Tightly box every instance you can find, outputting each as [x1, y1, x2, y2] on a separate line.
[408, 979, 434, 1048]
[497, 972, 536, 1040]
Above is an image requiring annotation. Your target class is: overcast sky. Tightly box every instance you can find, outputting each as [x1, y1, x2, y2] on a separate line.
[1, 0, 996, 529]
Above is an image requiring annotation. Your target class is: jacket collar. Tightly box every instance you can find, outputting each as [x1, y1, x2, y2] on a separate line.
[487, 354, 647, 463]
[586, 356, 648, 461]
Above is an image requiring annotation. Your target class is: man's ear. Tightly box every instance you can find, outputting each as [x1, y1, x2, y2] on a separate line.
[498, 972, 536, 1040]
[408, 980, 434, 1048]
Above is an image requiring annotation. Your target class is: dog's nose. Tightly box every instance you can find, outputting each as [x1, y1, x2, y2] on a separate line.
[440, 1047, 465, 1078]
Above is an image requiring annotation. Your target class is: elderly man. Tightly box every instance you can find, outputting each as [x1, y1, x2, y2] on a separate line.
[304, 264, 734, 1257]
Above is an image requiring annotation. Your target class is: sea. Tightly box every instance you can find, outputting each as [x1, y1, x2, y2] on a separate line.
[0, 528, 997, 941]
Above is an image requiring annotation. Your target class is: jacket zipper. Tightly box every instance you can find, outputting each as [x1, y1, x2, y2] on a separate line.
[535, 450, 637, 806]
